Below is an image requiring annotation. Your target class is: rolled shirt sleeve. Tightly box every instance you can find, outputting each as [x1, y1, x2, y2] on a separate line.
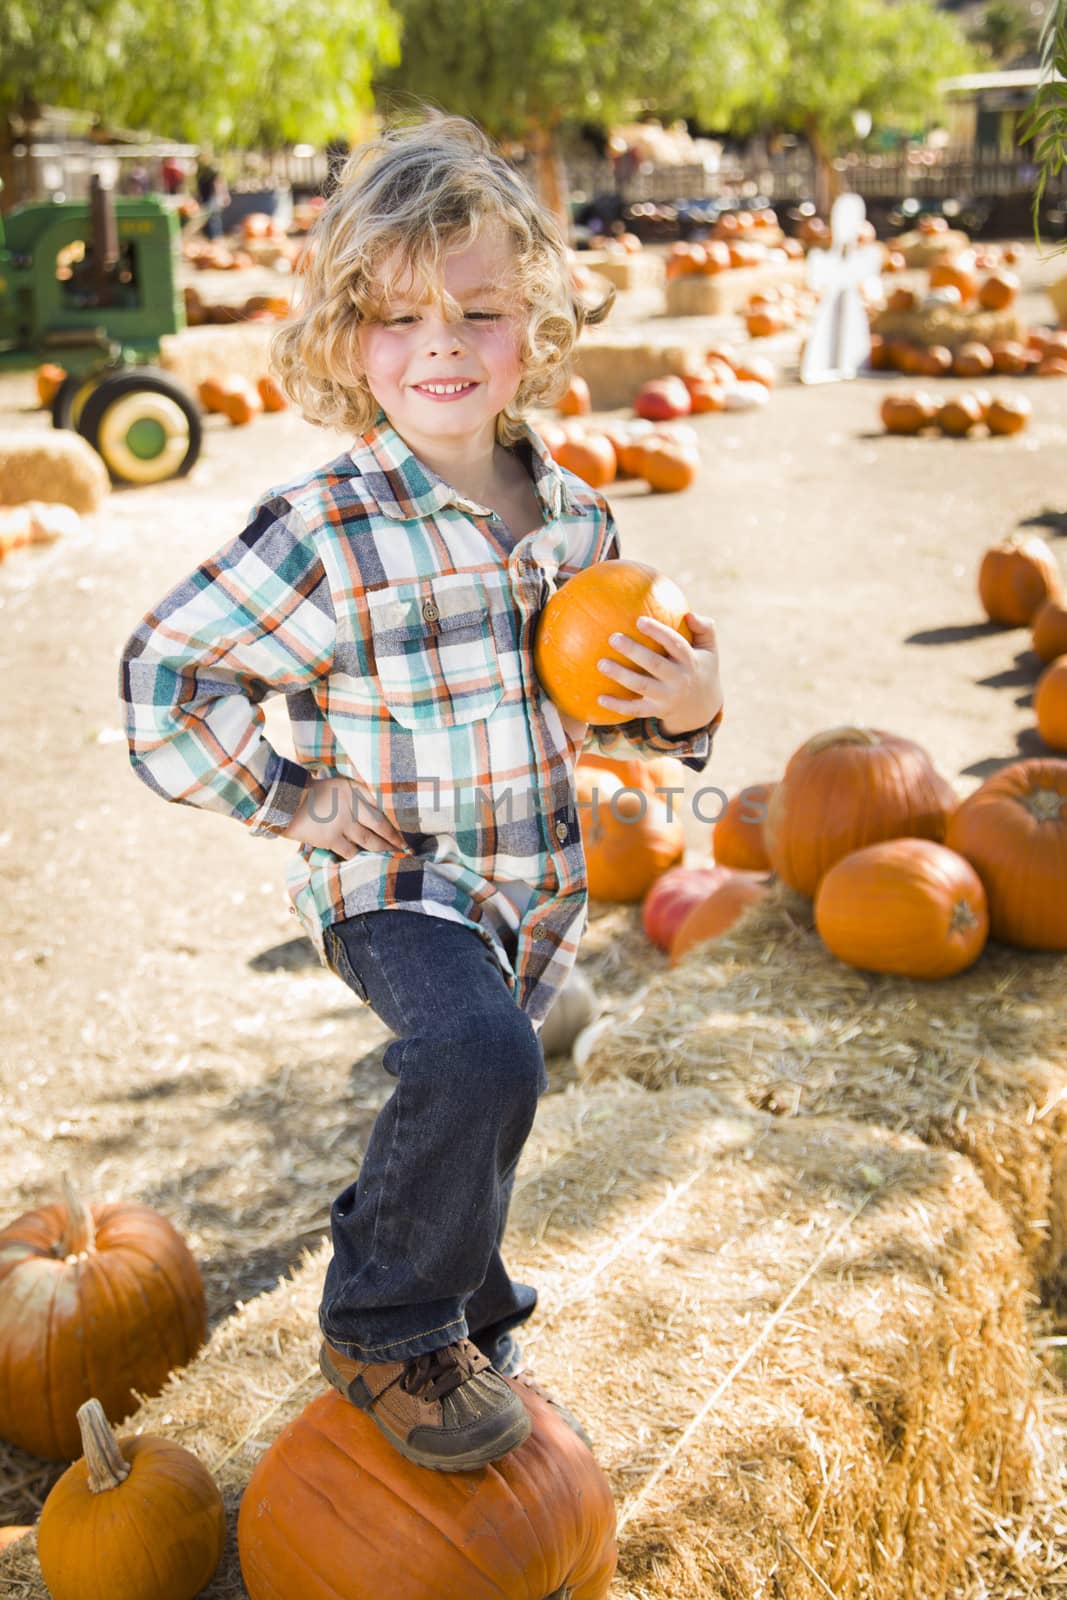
[118, 498, 334, 835]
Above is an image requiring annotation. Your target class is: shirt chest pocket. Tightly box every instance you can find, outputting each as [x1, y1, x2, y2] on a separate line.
[367, 575, 504, 730]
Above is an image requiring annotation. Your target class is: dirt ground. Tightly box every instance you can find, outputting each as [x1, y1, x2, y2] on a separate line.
[2, 245, 1066, 1531]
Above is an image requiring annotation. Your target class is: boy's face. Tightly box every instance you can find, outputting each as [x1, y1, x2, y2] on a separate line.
[357, 222, 525, 458]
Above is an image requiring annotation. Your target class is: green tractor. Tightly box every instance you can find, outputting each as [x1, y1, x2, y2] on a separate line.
[0, 175, 202, 485]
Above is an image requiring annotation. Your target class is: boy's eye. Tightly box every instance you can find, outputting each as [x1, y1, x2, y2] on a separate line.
[384, 315, 417, 326]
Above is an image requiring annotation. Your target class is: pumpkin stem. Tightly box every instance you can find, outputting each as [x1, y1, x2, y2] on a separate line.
[804, 726, 881, 756]
[77, 1400, 131, 1493]
[950, 898, 980, 933]
[1020, 786, 1066, 823]
[58, 1174, 95, 1257]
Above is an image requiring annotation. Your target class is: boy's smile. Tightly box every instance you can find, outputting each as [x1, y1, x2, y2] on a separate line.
[358, 223, 525, 469]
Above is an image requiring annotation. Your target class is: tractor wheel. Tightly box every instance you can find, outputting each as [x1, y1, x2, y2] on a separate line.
[51, 371, 104, 435]
[78, 369, 202, 486]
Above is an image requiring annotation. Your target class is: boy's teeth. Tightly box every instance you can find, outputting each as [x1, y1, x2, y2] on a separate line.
[419, 382, 473, 395]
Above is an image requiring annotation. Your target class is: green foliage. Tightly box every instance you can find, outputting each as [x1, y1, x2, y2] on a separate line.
[0, 0, 399, 146]
[971, 0, 1041, 64]
[1023, 0, 1067, 254]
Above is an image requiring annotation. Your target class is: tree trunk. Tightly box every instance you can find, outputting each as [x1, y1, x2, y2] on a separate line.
[806, 119, 843, 220]
[0, 121, 20, 214]
[528, 122, 571, 241]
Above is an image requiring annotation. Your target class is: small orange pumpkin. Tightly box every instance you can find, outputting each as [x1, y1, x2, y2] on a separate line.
[917, 345, 953, 377]
[642, 863, 732, 951]
[640, 438, 700, 494]
[733, 354, 776, 389]
[257, 373, 289, 412]
[555, 432, 617, 488]
[670, 872, 770, 962]
[930, 259, 979, 303]
[1035, 657, 1067, 751]
[978, 271, 1020, 311]
[36, 363, 67, 407]
[936, 394, 984, 437]
[534, 559, 693, 725]
[196, 375, 229, 414]
[953, 342, 994, 377]
[558, 375, 591, 416]
[713, 783, 777, 870]
[881, 392, 937, 435]
[989, 340, 1031, 376]
[1033, 599, 1067, 663]
[978, 535, 1062, 626]
[814, 838, 988, 979]
[985, 395, 1031, 437]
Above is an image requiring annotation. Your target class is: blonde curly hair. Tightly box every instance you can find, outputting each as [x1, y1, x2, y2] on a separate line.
[271, 113, 613, 445]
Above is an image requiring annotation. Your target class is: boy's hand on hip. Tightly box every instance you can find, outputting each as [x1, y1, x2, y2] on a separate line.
[282, 777, 406, 859]
[596, 611, 723, 736]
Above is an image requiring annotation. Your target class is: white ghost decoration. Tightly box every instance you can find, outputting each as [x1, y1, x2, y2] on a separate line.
[800, 193, 884, 385]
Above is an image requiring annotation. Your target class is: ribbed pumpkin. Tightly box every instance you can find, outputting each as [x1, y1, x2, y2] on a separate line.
[535, 560, 693, 725]
[670, 873, 770, 962]
[764, 727, 957, 898]
[641, 864, 732, 951]
[945, 759, 1067, 949]
[814, 839, 988, 979]
[0, 1181, 206, 1459]
[237, 1385, 617, 1600]
[577, 752, 686, 802]
[1033, 599, 1067, 663]
[583, 786, 685, 901]
[1035, 657, 1067, 751]
[978, 536, 1062, 626]
[36, 1399, 225, 1600]
[712, 783, 776, 870]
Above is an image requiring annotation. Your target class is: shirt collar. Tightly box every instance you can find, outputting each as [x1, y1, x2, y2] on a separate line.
[346, 411, 567, 525]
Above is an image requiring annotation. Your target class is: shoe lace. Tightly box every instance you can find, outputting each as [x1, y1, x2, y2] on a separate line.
[401, 1341, 482, 1402]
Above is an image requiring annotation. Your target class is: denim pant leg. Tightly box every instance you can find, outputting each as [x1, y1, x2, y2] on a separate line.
[319, 910, 546, 1363]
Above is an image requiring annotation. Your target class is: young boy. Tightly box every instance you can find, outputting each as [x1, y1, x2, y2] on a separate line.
[120, 115, 723, 1472]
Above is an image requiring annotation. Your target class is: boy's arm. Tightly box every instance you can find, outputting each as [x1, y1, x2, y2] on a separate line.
[118, 498, 334, 836]
[580, 505, 722, 775]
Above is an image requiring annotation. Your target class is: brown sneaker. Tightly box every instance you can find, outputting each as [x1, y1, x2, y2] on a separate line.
[319, 1337, 531, 1471]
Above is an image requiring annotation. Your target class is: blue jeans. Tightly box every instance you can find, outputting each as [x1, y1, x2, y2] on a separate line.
[318, 910, 546, 1363]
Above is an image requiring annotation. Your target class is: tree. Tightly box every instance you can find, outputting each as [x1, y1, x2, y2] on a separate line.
[0, 0, 399, 208]
[708, 0, 977, 215]
[374, 0, 753, 228]
[970, 0, 1042, 65]
[1024, 0, 1067, 251]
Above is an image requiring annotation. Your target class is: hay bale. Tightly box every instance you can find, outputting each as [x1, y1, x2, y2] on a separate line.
[578, 888, 1067, 1297]
[0, 1085, 1038, 1600]
[572, 333, 706, 410]
[664, 262, 807, 318]
[0, 431, 109, 514]
[871, 302, 1026, 351]
[895, 229, 971, 268]
[159, 324, 278, 390]
[583, 251, 666, 291]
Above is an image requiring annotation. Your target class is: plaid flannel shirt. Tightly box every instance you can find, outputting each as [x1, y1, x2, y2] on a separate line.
[120, 414, 719, 1023]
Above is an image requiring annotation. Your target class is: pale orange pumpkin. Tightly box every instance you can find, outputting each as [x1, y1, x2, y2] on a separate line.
[555, 433, 617, 488]
[985, 395, 1031, 436]
[1035, 657, 1067, 751]
[642, 863, 732, 951]
[1033, 599, 1067, 662]
[0, 1181, 206, 1459]
[712, 782, 777, 870]
[670, 872, 770, 962]
[558, 376, 591, 416]
[534, 560, 692, 725]
[764, 726, 957, 898]
[584, 787, 685, 901]
[37, 1399, 225, 1600]
[640, 438, 700, 493]
[238, 1385, 617, 1600]
[930, 259, 979, 303]
[978, 536, 1062, 626]
[814, 839, 988, 979]
[945, 759, 1067, 949]
[978, 271, 1020, 311]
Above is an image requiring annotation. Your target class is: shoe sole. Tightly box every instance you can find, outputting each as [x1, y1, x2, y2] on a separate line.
[318, 1342, 532, 1473]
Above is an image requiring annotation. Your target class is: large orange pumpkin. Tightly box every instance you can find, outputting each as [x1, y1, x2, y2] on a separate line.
[712, 783, 776, 870]
[37, 1399, 225, 1600]
[978, 536, 1062, 626]
[577, 752, 686, 801]
[764, 726, 957, 898]
[555, 433, 617, 488]
[814, 838, 988, 979]
[944, 759, 1067, 949]
[0, 1182, 206, 1459]
[238, 1384, 617, 1600]
[1035, 657, 1067, 751]
[534, 560, 692, 725]
[583, 787, 685, 901]
[1033, 599, 1067, 662]
[641, 863, 732, 951]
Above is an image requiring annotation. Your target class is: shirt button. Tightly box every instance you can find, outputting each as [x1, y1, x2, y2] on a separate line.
[530, 925, 546, 942]
[421, 599, 440, 622]
[554, 820, 568, 842]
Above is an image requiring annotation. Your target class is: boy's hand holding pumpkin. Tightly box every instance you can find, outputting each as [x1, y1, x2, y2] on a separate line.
[595, 611, 722, 735]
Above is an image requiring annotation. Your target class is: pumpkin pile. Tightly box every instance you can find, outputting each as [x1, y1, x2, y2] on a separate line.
[880, 389, 1031, 438]
[976, 534, 1067, 755]
[871, 328, 1066, 378]
[197, 372, 289, 425]
[542, 415, 701, 495]
[665, 214, 804, 281]
[742, 283, 818, 339]
[183, 286, 292, 327]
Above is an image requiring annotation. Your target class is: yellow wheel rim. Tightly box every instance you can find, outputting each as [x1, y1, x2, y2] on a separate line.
[70, 378, 99, 430]
[97, 392, 191, 484]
